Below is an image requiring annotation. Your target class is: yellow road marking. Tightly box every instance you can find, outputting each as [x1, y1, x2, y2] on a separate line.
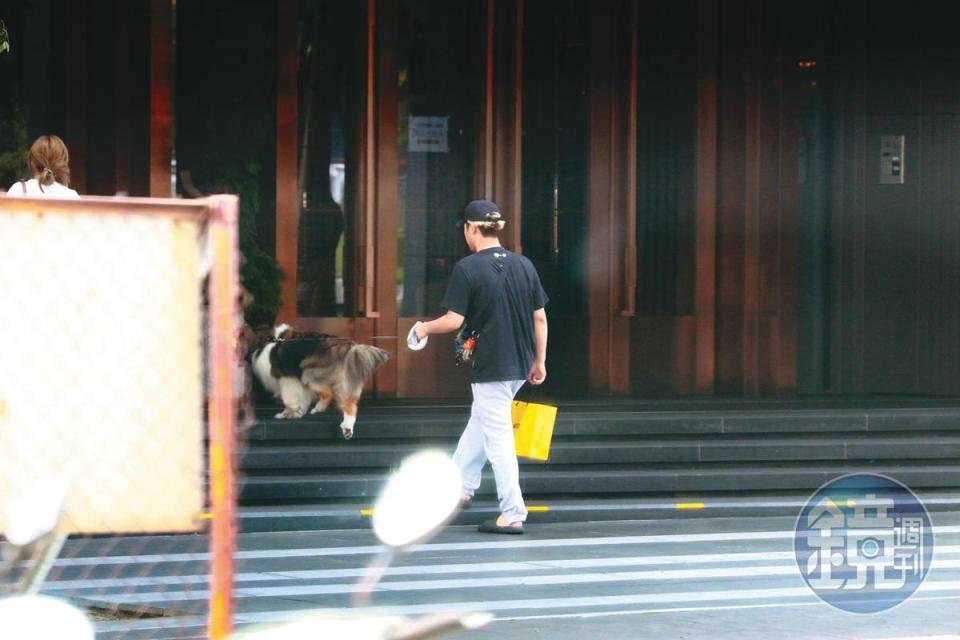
[676, 502, 705, 510]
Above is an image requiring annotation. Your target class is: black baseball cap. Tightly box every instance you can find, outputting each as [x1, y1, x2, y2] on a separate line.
[456, 199, 504, 228]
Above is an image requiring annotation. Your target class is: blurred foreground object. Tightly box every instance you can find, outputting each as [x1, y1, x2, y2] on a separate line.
[0, 595, 94, 640]
[233, 450, 491, 640]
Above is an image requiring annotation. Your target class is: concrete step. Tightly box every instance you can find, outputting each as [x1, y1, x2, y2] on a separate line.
[239, 436, 960, 470]
[238, 463, 960, 502]
[236, 490, 960, 533]
[245, 407, 960, 442]
[238, 398, 960, 531]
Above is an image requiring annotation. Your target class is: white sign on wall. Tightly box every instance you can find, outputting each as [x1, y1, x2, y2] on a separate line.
[408, 116, 449, 153]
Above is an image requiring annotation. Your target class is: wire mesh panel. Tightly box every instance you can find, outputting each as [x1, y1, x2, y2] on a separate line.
[0, 195, 240, 639]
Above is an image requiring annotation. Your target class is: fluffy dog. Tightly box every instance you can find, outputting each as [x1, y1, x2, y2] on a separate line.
[250, 324, 389, 439]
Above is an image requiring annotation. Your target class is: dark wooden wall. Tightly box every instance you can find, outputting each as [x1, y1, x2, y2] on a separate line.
[713, 1, 800, 395]
[2, 0, 150, 195]
[62, 0, 152, 196]
[631, 0, 802, 396]
[829, 1, 960, 394]
[632, 0, 960, 397]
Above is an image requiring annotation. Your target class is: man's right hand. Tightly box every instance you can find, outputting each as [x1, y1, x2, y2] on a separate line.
[407, 322, 428, 351]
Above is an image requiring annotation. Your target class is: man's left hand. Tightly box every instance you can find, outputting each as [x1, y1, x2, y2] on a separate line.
[528, 361, 547, 385]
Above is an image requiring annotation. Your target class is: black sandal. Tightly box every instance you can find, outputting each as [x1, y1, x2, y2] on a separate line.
[478, 518, 524, 534]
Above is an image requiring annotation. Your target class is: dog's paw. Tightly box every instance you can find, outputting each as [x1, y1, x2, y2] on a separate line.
[310, 403, 329, 415]
[339, 414, 356, 440]
[275, 407, 304, 419]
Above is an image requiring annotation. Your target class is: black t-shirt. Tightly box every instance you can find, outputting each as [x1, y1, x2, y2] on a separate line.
[441, 247, 549, 383]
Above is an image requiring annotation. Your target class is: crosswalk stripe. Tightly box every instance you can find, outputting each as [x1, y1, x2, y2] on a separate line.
[50, 546, 960, 590]
[92, 593, 960, 635]
[52, 525, 960, 567]
[64, 559, 960, 603]
[493, 594, 960, 623]
[227, 579, 960, 618]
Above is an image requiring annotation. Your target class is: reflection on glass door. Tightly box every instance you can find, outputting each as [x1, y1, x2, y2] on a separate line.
[297, 0, 363, 317]
[395, 0, 483, 317]
[521, 0, 589, 394]
[635, 1, 697, 317]
[630, 1, 699, 394]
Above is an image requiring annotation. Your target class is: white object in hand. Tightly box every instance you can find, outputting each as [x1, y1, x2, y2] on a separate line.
[407, 322, 428, 351]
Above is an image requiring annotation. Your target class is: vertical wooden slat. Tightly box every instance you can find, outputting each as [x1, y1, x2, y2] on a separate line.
[149, 0, 172, 197]
[847, 5, 867, 394]
[483, 0, 495, 198]
[741, 7, 761, 395]
[916, 66, 960, 394]
[715, 1, 747, 393]
[512, 0, 523, 249]
[755, 7, 783, 394]
[586, 3, 616, 393]
[85, 0, 116, 195]
[275, 0, 299, 323]
[353, 0, 369, 316]
[916, 103, 936, 392]
[694, 0, 718, 393]
[375, 0, 399, 396]
[777, 185, 800, 393]
[64, 0, 89, 194]
[828, 7, 849, 393]
[363, 0, 380, 319]
[492, 0, 524, 252]
[620, 0, 638, 318]
[115, 0, 131, 194]
[136, 0, 152, 196]
[123, 0, 153, 196]
[609, 0, 637, 394]
[831, 0, 868, 394]
[776, 20, 801, 393]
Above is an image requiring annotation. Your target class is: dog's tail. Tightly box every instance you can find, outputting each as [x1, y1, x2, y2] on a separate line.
[345, 344, 390, 387]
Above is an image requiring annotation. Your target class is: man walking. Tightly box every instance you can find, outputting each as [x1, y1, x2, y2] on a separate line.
[412, 199, 548, 534]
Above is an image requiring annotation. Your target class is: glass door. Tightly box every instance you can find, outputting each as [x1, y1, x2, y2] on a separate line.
[520, 0, 591, 396]
[390, 0, 485, 397]
[296, 0, 364, 321]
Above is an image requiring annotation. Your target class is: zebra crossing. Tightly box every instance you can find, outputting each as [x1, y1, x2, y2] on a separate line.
[40, 513, 960, 639]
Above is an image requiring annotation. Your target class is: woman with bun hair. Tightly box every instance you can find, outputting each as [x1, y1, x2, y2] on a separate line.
[6, 135, 80, 198]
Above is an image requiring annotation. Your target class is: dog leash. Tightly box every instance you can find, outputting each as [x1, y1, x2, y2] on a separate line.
[272, 336, 401, 342]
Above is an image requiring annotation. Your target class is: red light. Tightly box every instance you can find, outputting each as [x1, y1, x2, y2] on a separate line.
[797, 60, 817, 69]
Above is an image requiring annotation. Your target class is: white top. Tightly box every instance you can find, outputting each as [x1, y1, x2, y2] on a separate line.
[5, 178, 80, 199]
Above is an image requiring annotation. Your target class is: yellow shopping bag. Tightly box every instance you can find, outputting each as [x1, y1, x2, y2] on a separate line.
[512, 401, 557, 461]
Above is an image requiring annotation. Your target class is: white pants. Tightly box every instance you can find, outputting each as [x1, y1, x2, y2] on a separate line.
[454, 379, 528, 522]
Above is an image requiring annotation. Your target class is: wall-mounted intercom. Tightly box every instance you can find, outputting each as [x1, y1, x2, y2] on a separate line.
[880, 135, 905, 184]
